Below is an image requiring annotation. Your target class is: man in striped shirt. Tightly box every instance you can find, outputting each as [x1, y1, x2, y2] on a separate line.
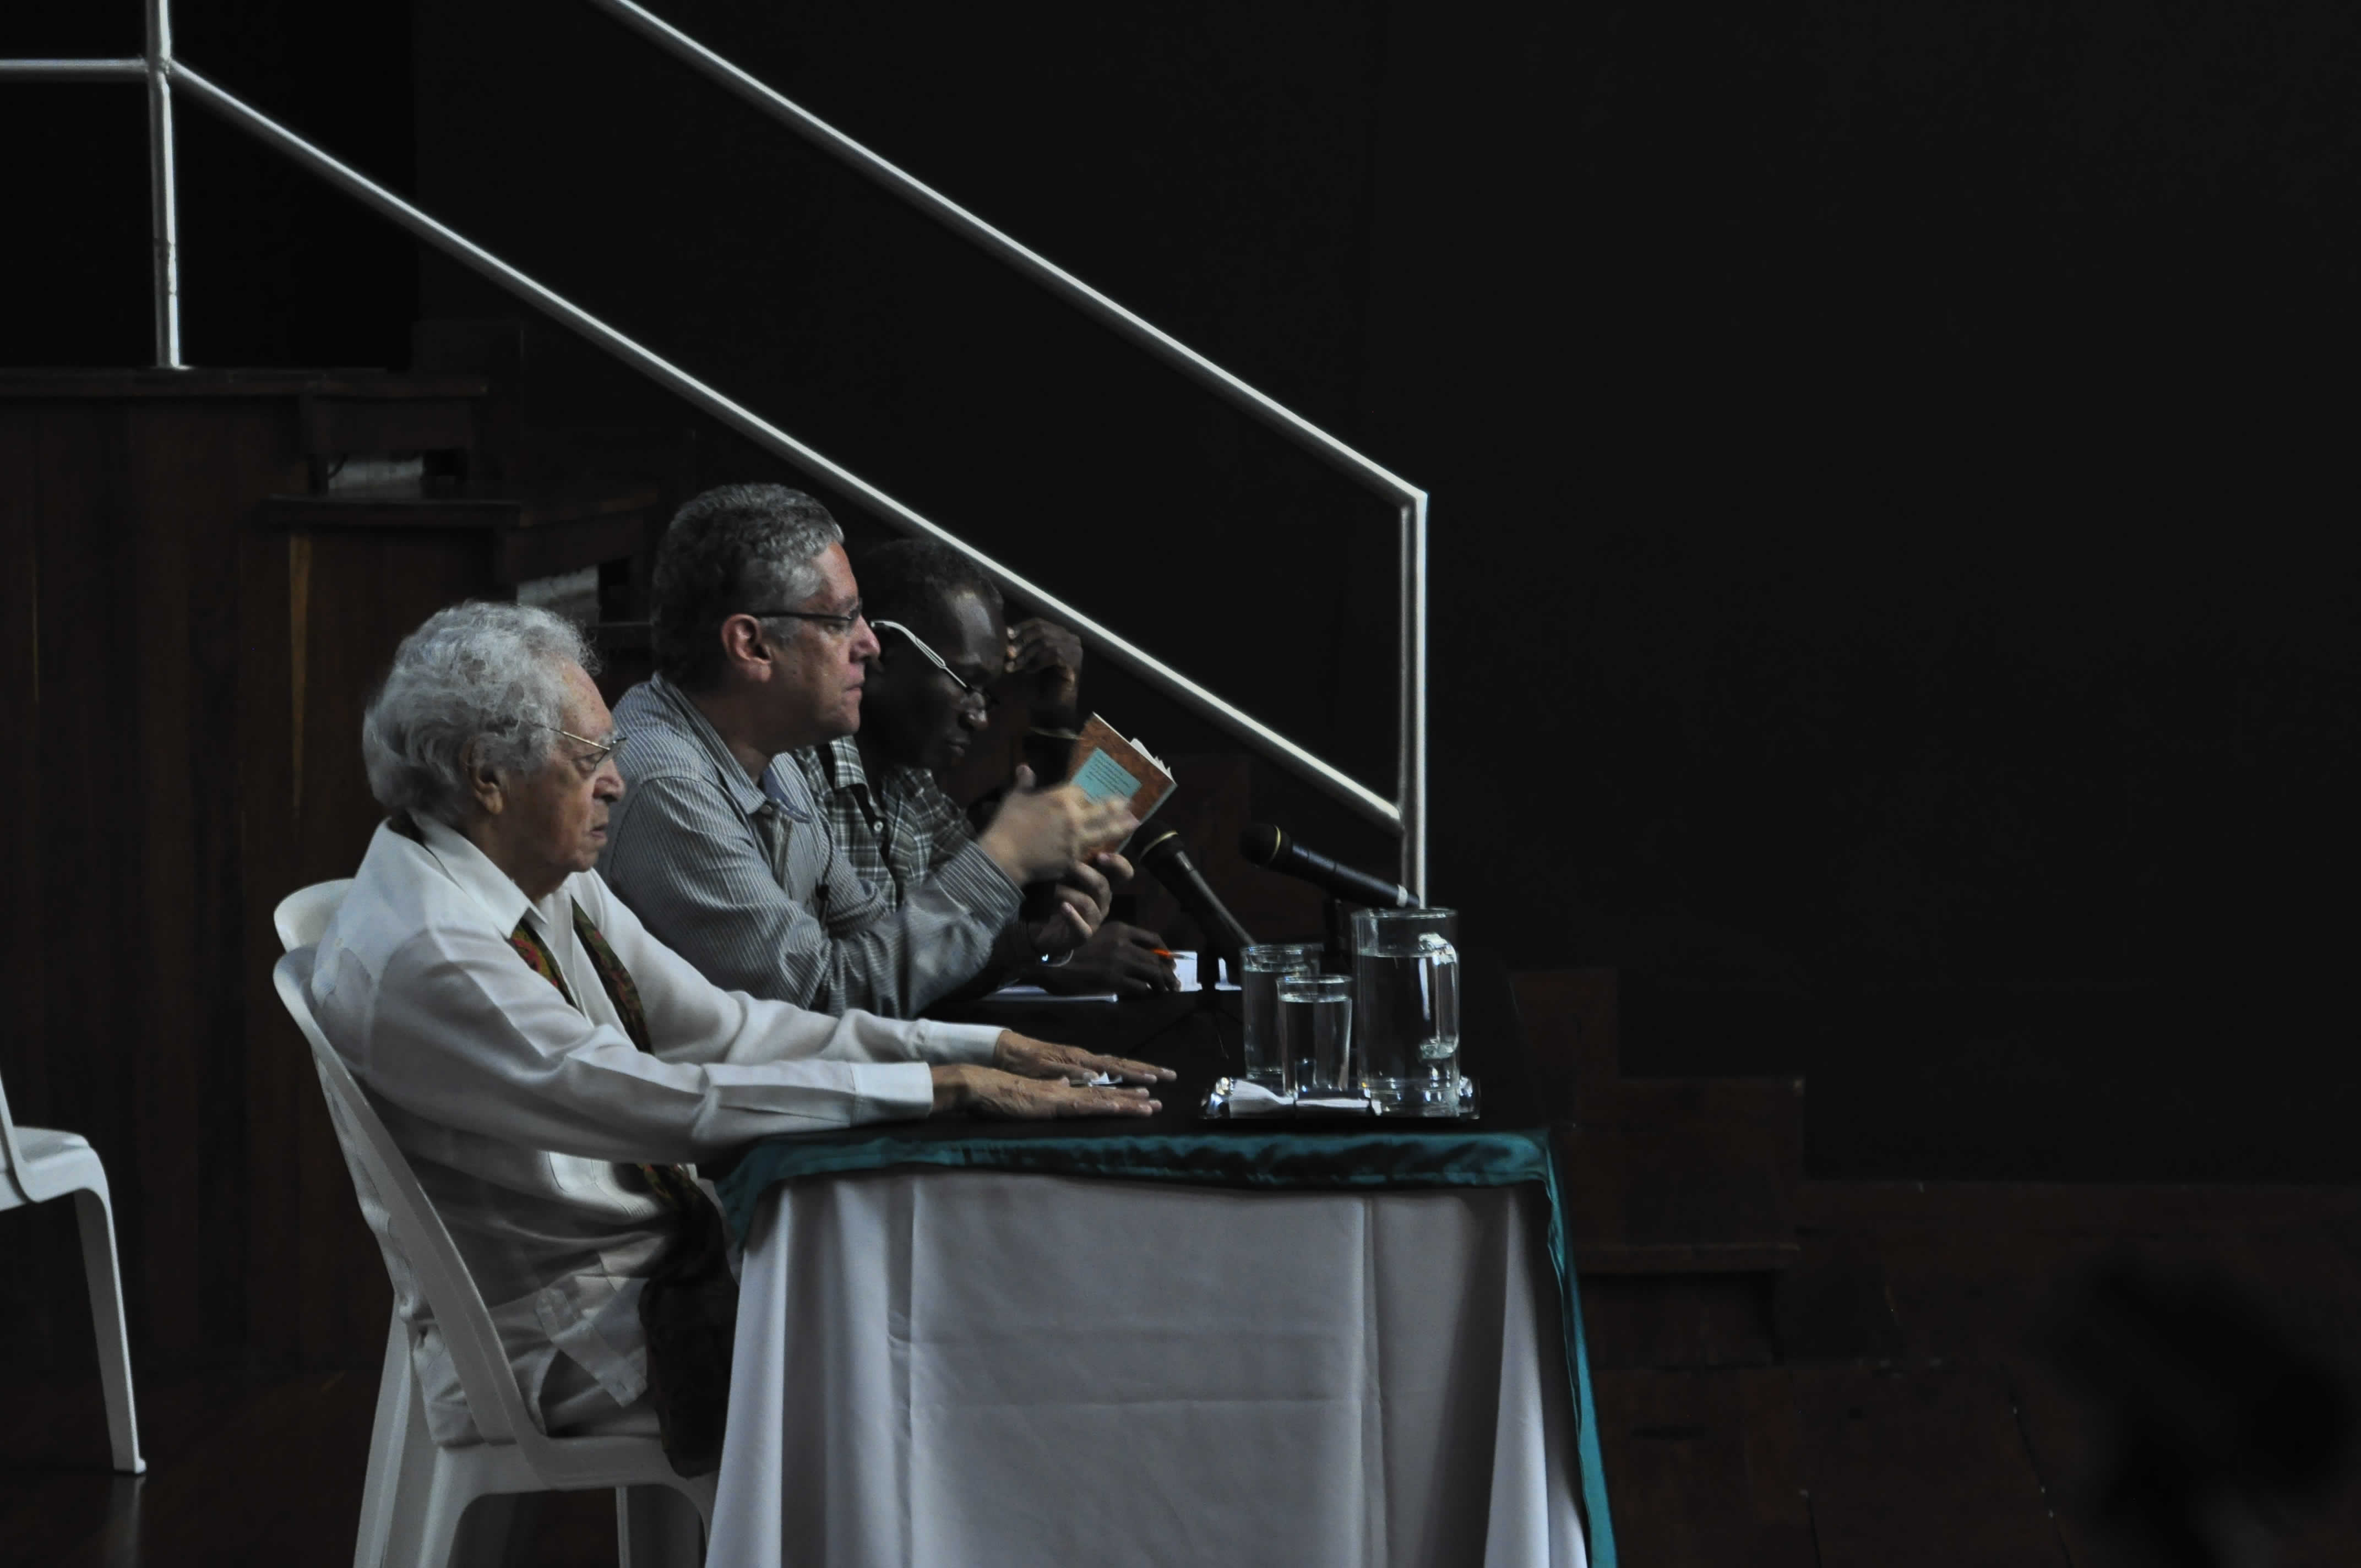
[600, 484, 1131, 1016]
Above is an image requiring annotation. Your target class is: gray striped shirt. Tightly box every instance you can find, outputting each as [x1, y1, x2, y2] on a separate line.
[598, 674, 1022, 1017]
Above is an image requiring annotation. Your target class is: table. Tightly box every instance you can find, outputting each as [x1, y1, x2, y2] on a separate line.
[706, 957, 1617, 1567]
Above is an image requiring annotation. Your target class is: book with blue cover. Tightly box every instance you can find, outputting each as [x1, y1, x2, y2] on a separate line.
[1062, 713, 1174, 843]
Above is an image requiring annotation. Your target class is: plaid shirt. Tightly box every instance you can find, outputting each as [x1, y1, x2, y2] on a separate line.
[791, 737, 978, 912]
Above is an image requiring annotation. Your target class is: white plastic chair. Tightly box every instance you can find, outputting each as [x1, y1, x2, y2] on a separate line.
[273, 876, 353, 951]
[272, 886, 713, 1567]
[0, 1072, 144, 1475]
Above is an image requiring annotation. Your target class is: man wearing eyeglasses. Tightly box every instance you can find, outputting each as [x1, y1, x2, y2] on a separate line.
[796, 539, 1182, 997]
[600, 484, 1132, 1017]
[309, 600, 1168, 1490]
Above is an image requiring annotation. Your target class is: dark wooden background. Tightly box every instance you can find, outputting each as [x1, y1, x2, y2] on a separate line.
[0, 376, 666, 1378]
[1, 384, 349, 1379]
[6, 0, 2360, 1382]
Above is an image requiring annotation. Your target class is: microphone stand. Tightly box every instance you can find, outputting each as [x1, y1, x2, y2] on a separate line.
[1128, 934, 1237, 1071]
[1137, 830, 1253, 1070]
[1198, 939, 1238, 1070]
[1190, 901, 1256, 1070]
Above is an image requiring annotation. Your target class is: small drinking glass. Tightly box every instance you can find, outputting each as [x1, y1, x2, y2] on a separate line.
[1350, 907, 1461, 1115]
[1239, 943, 1323, 1093]
[1279, 974, 1354, 1097]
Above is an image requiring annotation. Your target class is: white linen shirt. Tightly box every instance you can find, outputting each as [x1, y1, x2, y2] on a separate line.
[308, 815, 1002, 1443]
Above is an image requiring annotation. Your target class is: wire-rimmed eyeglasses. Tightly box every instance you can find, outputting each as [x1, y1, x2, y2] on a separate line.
[531, 723, 627, 770]
[745, 600, 867, 638]
[873, 619, 992, 709]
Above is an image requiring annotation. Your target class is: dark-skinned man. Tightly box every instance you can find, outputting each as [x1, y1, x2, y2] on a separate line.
[795, 539, 1180, 997]
[599, 484, 1135, 1016]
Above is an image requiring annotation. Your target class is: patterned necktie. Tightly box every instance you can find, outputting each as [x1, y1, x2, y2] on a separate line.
[506, 901, 737, 1475]
[508, 905, 687, 1198]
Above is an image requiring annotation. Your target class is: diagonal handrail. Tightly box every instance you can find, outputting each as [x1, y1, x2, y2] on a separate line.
[0, 59, 146, 80]
[171, 61, 1406, 832]
[582, 0, 1419, 502]
[2, 12, 1429, 890]
[585, 0, 1428, 894]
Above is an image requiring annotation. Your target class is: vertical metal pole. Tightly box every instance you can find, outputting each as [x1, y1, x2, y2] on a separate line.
[144, 0, 183, 368]
[1398, 495, 1428, 900]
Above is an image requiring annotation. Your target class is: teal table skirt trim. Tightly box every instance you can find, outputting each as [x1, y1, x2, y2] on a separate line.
[719, 1127, 1618, 1567]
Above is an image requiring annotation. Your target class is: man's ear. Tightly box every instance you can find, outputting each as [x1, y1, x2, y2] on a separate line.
[461, 737, 507, 816]
[719, 613, 772, 682]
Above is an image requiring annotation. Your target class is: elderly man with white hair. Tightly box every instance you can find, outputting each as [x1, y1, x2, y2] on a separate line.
[306, 601, 1170, 1482]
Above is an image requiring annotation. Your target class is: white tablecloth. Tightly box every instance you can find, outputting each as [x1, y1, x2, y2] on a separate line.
[710, 1170, 1589, 1567]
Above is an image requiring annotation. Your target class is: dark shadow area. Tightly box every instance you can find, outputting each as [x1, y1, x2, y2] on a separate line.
[6, 0, 2357, 1193]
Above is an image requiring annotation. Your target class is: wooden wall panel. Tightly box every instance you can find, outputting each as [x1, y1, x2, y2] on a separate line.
[163, 405, 282, 1359]
[30, 404, 157, 1360]
[0, 407, 66, 1370]
[280, 526, 496, 1369]
[236, 509, 309, 1373]
[126, 403, 210, 1366]
[0, 386, 404, 1378]
[0, 378, 851, 1373]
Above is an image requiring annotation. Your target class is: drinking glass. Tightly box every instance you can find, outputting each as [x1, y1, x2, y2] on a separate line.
[1279, 974, 1354, 1096]
[1239, 943, 1324, 1093]
[1349, 908, 1461, 1115]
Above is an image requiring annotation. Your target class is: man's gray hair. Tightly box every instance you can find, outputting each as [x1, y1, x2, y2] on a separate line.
[362, 601, 599, 827]
[652, 483, 845, 689]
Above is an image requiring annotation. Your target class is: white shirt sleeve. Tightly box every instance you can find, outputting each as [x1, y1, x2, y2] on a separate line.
[578, 870, 1003, 1074]
[346, 886, 1000, 1166]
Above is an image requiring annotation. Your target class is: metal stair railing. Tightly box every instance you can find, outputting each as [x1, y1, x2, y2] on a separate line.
[3, 0, 1429, 892]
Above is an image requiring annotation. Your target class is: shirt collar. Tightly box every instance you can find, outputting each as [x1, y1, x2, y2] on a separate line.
[821, 732, 942, 810]
[641, 672, 803, 821]
[411, 814, 548, 936]
[813, 734, 872, 797]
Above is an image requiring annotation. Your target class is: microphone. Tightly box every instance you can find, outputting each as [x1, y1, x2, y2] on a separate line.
[1239, 823, 1419, 910]
[1134, 826, 1256, 973]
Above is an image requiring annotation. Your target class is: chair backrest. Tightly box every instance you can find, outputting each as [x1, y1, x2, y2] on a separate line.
[274, 947, 554, 1462]
[0, 1070, 24, 1195]
[274, 879, 355, 954]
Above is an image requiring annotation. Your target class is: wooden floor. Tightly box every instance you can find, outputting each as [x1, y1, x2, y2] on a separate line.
[0, 1370, 616, 1567]
[7, 1183, 2360, 1566]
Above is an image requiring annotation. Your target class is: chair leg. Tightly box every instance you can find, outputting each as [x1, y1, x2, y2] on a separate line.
[68, 1186, 144, 1476]
[402, 1449, 477, 1568]
[618, 1483, 706, 1567]
[378, 1378, 460, 1568]
[678, 1471, 717, 1537]
[353, 1311, 416, 1568]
